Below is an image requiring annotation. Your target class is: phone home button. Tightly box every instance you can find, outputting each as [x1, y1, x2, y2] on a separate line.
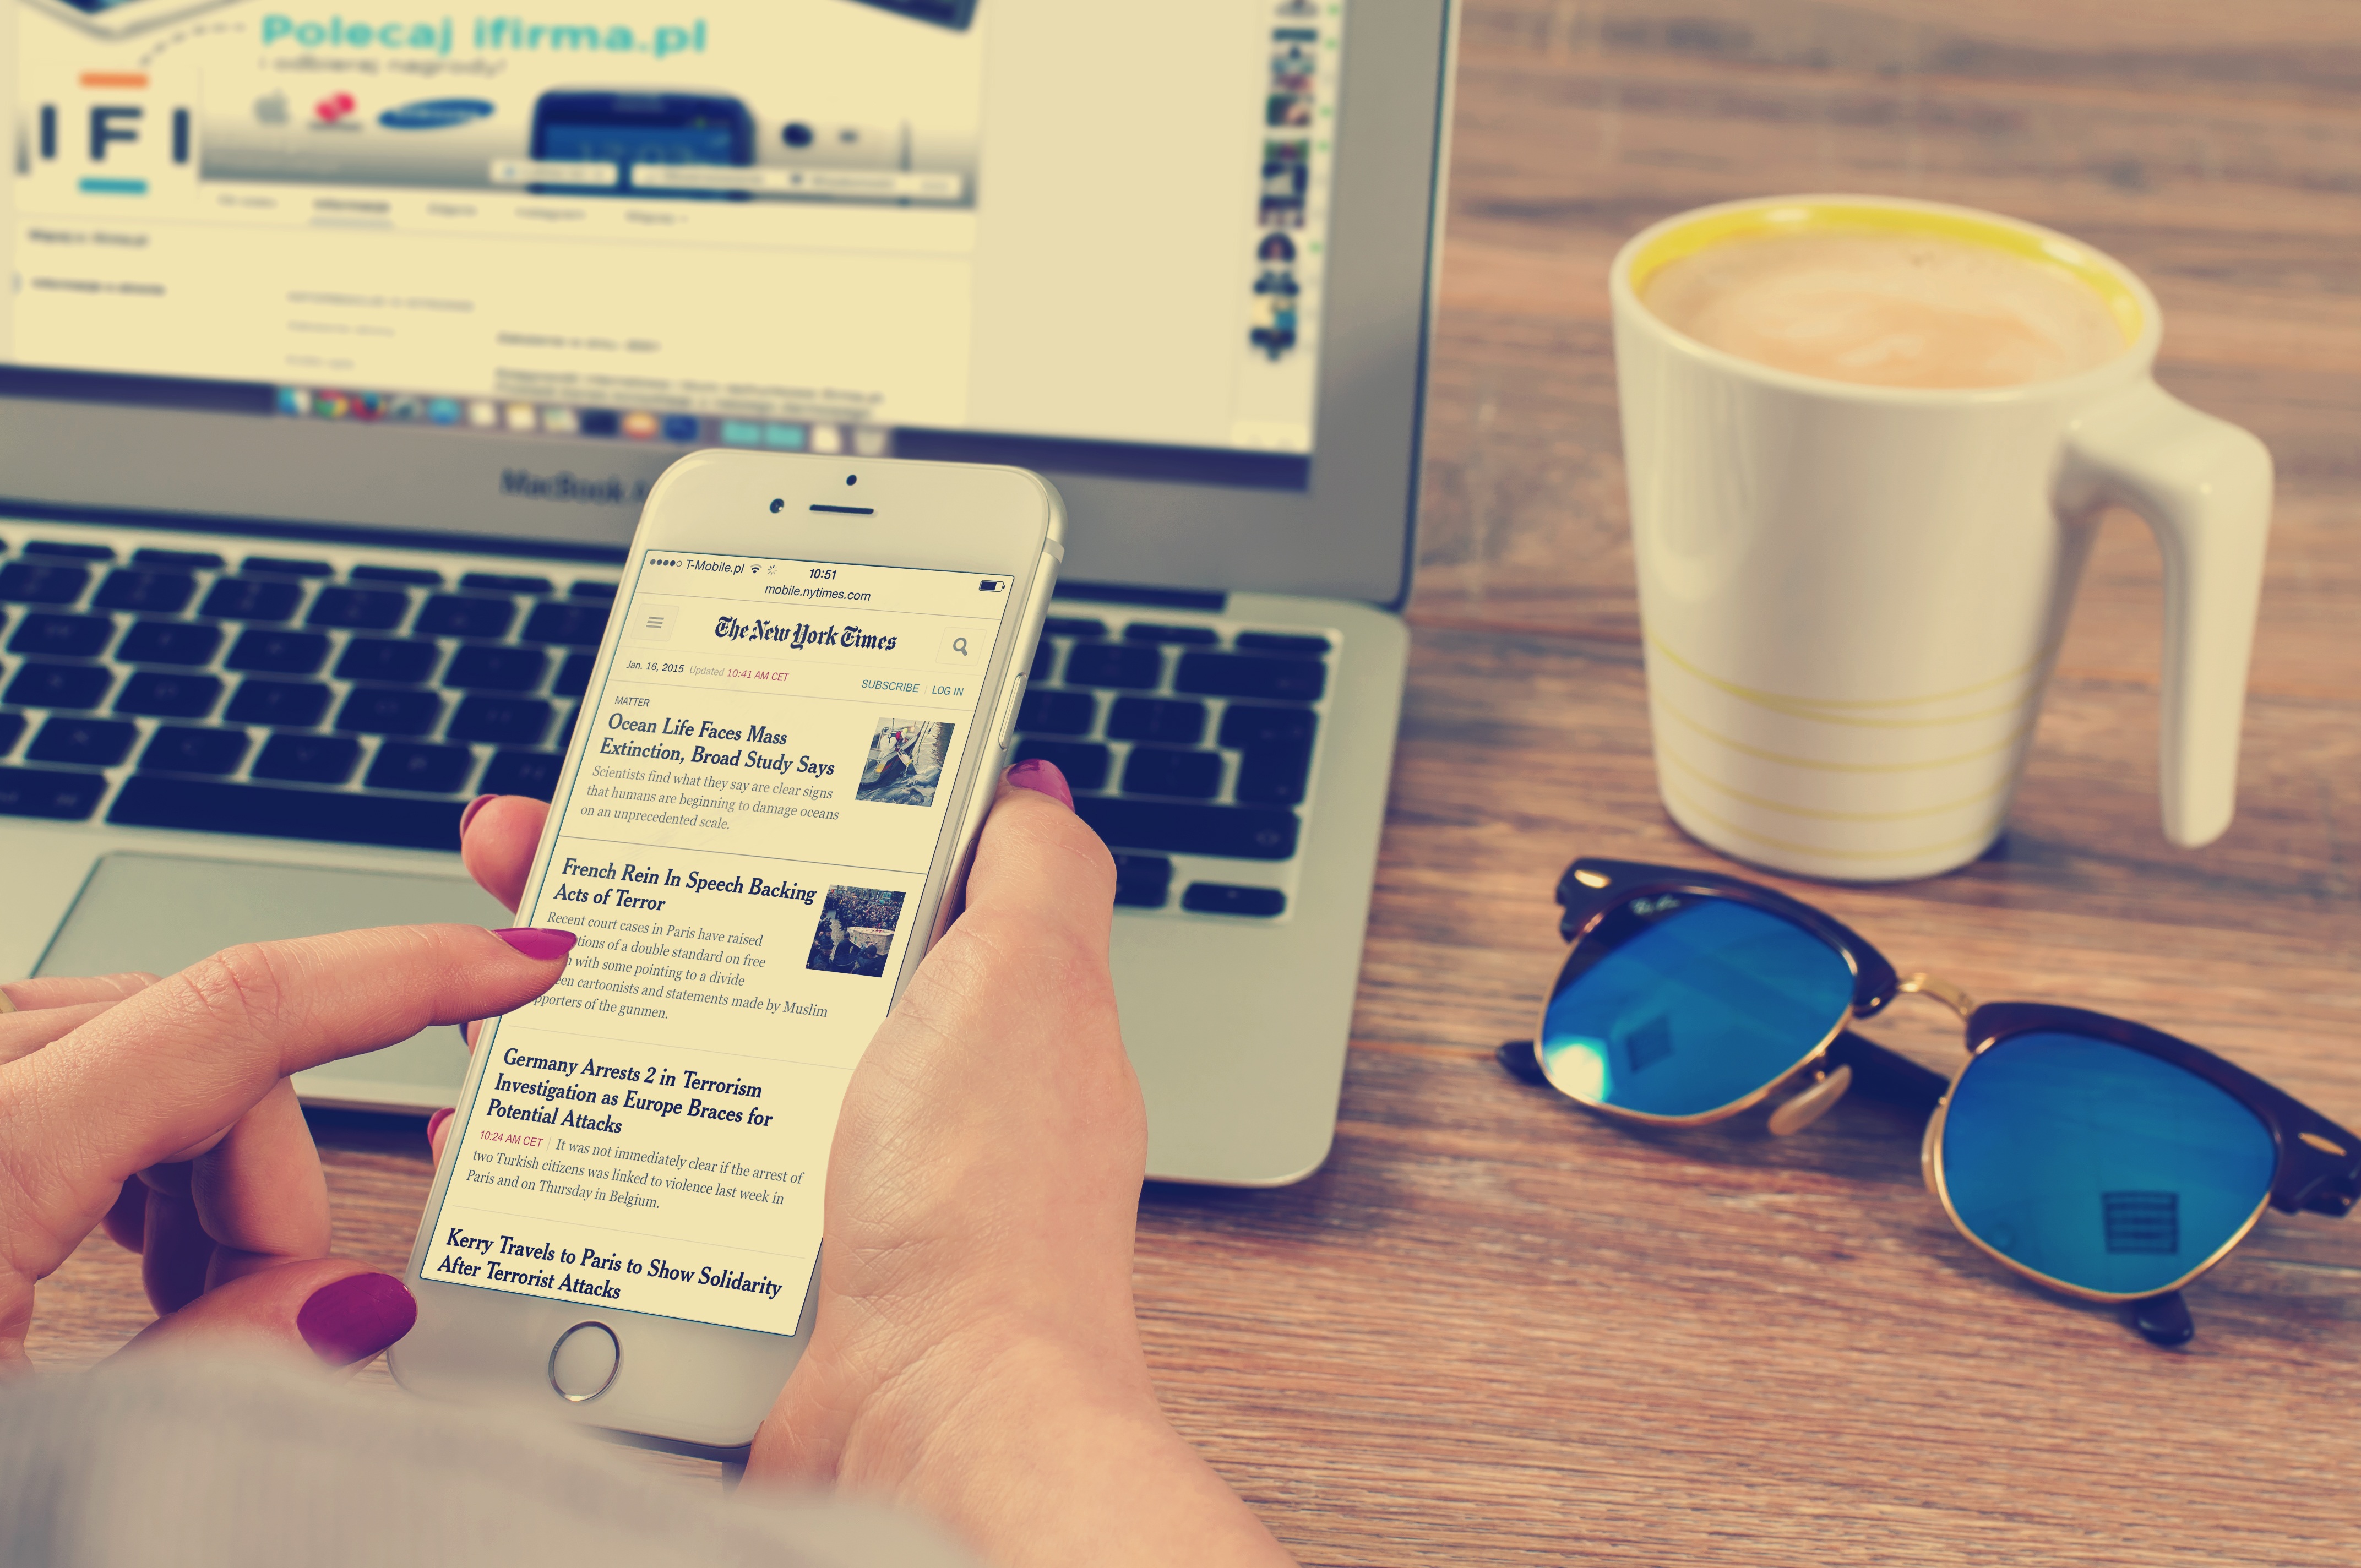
[549, 1323, 620, 1403]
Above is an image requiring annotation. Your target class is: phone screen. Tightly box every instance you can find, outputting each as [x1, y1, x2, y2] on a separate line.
[419, 550, 1019, 1335]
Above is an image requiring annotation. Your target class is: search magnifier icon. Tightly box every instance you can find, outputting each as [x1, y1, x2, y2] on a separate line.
[952, 637, 969, 656]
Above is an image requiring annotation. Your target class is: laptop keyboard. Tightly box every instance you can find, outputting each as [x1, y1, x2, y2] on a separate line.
[0, 525, 1331, 920]
[1014, 613, 1332, 918]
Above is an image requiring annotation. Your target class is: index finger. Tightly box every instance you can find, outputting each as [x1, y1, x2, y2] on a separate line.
[0, 924, 571, 1275]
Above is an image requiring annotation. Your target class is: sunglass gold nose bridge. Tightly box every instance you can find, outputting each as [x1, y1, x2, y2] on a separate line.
[1896, 972, 1977, 1025]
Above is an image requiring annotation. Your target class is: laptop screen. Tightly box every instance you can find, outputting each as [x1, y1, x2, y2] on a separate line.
[5, 0, 1344, 491]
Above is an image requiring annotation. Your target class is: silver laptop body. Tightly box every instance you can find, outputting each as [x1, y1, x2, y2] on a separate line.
[0, 0, 1455, 1185]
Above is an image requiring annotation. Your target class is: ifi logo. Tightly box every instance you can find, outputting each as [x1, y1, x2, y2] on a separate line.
[32, 70, 192, 195]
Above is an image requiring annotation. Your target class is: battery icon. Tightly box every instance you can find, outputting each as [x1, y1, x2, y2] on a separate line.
[978, 578, 1008, 592]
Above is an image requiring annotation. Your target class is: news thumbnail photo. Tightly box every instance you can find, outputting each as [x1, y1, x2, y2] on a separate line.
[856, 718, 954, 807]
[807, 886, 907, 978]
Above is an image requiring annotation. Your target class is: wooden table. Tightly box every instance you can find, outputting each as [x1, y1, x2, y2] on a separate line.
[32, 1, 2361, 1560]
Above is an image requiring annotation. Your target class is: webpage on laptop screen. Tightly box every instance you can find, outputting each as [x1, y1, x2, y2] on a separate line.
[416, 551, 1012, 1333]
[6, 0, 1346, 469]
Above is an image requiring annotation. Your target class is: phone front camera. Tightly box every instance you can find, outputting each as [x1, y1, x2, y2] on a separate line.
[782, 122, 814, 148]
[768, 498, 784, 514]
[846, 474, 858, 486]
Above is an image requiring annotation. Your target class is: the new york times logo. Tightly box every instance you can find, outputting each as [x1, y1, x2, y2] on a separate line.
[712, 615, 897, 651]
[499, 469, 650, 505]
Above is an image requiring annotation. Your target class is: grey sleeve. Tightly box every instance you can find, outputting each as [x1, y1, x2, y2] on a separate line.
[0, 1358, 979, 1568]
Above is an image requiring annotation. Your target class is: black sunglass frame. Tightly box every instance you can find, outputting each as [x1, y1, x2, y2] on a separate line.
[1500, 857, 2361, 1346]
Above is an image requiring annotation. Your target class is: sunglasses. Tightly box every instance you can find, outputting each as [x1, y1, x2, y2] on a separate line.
[1497, 857, 2361, 1346]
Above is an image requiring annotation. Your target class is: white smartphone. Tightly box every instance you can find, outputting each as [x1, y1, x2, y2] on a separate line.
[390, 451, 1063, 1449]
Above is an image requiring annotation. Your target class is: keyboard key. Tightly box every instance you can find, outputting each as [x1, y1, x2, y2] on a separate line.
[1011, 738, 1110, 792]
[27, 716, 138, 767]
[132, 548, 226, 570]
[142, 726, 251, 775]
[444, 645, 549, 692]
[0, 714, 22, 756]
[554, 705, 580, 750]
[94, 570, 197, 614]
[448, 695, 552, 745]
[1218, 704, 1318, 749]
[1016, 688, 1096, 736]
[335, 688, 442, 736]
[482, 749, 563, 800]
[336, 638, 442, 684]
[1045, 617, 1107, 637]
[1123, 623, 1218, 645]
[351, 565, 443, 586]
[1063, 642, 1162, 689]
[1182, 883, 1287, 918]
[5, 661, 113, 709]
[1174, 651, 1326, 703]
[110, 775, 464, 849]
[1029, 640, 1057, 680]
[0, 767, 107, 820]
[117, 620, 224, 666]
[1106, 696, 1206, 745]
[199, 578, 304, 622]
[1112, 852, 1173, 909]
[8, 613, 115, 658]
[306, 586, 410, 630]
[24, 541, 113, 560]
[243, 556, 333, 578]
[520, 601, 609, 647]
[252, 733, 361, 783]
[1121, 746, 1222, 799]
[415, 594, 518, 640]
[461, 571, 554, 595]
[1234, 741, 1314, 807]
[367, 742, 477, 793]
[569, 580, 619, 602]
[1234, 631, 1332, 656]
[553, 651, 595, 699]
[1074, 798, 1298, 860]
[0, 563, 91, 605]
[115, 671, 224, 718]
[225, 678, 331, 727]
[226, 629, 330, 675]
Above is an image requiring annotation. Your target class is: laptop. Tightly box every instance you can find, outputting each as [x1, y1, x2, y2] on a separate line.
[0, 0, 1455, 1186]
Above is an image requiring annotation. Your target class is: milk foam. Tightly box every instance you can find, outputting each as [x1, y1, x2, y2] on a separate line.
[1641, 231, 2125, 389]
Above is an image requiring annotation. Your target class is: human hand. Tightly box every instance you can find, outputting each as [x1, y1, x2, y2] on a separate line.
[450, 774, 1292, 1568]
[0, 926, 573, 1371]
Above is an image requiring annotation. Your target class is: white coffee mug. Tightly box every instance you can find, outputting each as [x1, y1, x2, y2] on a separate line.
[1610, 194, 2271, 883]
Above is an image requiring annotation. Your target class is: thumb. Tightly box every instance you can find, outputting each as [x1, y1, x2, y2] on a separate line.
[960, 761, 1115, 948]
[112, 1259, 416, 1370]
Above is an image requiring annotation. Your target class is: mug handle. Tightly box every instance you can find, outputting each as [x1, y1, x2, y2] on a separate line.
[2059, 380, 2273, 850]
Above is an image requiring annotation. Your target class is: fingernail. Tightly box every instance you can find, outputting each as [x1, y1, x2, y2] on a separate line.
[425, 1107, 454, 1145]
[493, 927, 576, 961]
[297, 1272, 417, 1367]
[457, 793, 496, 840]
[1005, 758, 1073, 810]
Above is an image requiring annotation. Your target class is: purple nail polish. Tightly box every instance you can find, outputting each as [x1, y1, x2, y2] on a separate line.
[297, 1272, 417, 1366]
[1005, 757, 1073, 810]
[457, 794, 496, 840]
[493, 927, 576, 961]
[425, 1107, 454, 1145]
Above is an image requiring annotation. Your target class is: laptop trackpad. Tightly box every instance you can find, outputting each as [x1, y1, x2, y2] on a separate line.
[36, 853, 508, 1114]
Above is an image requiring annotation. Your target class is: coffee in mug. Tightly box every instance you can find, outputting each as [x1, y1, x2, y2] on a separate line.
[1609, 197, 2271, 882]
[1640, 230, 2124, 390]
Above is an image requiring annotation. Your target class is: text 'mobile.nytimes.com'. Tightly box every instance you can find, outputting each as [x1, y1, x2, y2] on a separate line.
[420, 553, 1013, 1334]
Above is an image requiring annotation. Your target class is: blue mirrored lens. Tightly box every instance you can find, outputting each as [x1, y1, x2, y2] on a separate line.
[1940, 1032, 2277, 1297]
[1539, 898, 1853, 1118]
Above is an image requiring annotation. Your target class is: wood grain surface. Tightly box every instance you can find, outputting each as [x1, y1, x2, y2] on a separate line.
[28, 1, 2361, 1561]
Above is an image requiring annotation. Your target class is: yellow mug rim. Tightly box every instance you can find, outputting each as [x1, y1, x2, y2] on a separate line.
[1623, 198, 2147, 351]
